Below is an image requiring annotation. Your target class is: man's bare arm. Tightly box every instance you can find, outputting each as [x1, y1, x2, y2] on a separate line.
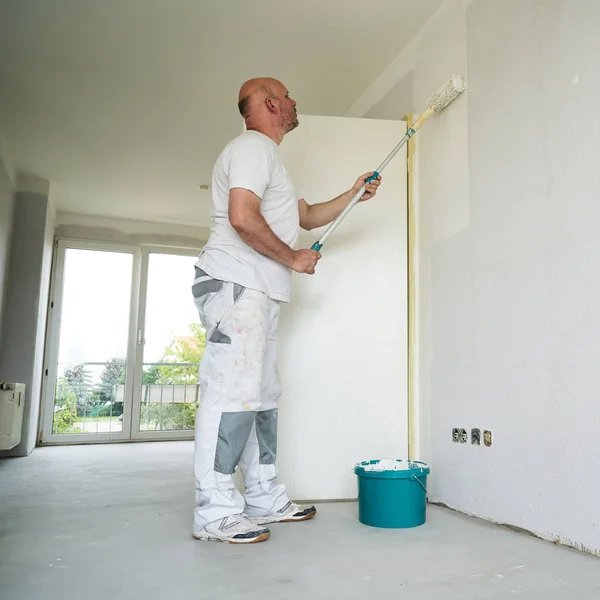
[229, 188, 320, 274]
[297, 172, 382, 231]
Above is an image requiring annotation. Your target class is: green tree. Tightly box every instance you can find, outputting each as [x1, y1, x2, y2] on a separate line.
[140, 323, 205, 431]
[94, 357, 126, 417]
[52, 376, 81, 434]
[142, 365, 161, 385]
[140, 402, 197, 431]
[64, 364, 92, 416]
[101, 358, 126, 387]
[157, 323, 206, 384]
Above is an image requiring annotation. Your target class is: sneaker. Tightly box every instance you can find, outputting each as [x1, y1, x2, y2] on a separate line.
[192, 514, 270, 544]
[246, 501, 317, 525]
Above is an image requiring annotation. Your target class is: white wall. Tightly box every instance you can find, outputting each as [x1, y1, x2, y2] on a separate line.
[277, 114, 408, 500]
[351, 0, 600, 555]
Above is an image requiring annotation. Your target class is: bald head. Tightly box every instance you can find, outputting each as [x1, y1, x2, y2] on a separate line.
[238, 77, 280, 118]
[237, 77, 285, 120]
[237, 77, 299, 140]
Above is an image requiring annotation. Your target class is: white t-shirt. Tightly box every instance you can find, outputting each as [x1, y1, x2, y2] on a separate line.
[196, 130, 300, 302]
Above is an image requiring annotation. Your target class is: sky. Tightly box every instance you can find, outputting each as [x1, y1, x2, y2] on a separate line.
[57, 248, 200, 384]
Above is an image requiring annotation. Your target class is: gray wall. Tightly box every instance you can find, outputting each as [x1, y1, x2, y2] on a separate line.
[360, 0, 600, 554]
[0, 192, 54, 456]
[0, 156, 15, 354]
[364, 71, 414, 120]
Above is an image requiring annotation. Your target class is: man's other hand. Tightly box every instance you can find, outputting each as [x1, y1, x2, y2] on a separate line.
[292, 249, 321, 274]
[353, 172, 382, 202]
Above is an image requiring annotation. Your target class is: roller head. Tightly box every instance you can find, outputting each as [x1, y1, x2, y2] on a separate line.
[428, 74, 466, 113]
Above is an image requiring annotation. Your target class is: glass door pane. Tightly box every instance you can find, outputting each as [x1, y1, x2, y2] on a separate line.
[135, 251, 203, 437]
[48, 247, 134, 439]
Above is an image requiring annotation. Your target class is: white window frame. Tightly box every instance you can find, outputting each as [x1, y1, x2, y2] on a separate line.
[40, 239, 202, 445]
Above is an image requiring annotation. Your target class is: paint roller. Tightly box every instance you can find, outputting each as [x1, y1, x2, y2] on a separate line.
[310, 75, 467, 252]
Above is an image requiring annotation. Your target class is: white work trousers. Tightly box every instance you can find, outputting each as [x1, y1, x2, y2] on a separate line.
[191, 267, 291, 531]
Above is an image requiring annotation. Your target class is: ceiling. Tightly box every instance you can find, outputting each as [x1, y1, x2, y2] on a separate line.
[0, 0, 442, 226]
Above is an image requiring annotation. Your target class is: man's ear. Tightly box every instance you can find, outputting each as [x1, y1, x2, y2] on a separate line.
[265, 97, 278, 113]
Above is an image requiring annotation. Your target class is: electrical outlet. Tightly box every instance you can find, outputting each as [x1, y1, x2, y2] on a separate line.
[471, 428, 481, 445]
[452, 428, 460, 443]
[458, 428, 468, 443]
[484, 430, 493, 447]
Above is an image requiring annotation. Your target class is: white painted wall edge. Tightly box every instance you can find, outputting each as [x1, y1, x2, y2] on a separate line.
[48, 192, 57, 222]
[55, 211, 210, 248]
[0, 128, 16, 189]
[345, 0, 477, 119]
[16, 174, 50, 196]
[0, 130, 55, 218]
[15, 174, 56, 224]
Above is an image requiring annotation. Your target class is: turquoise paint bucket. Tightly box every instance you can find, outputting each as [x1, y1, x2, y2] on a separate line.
[354, 459, 430, 529]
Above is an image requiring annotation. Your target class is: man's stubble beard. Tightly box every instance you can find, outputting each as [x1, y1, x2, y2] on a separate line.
[283, 109, 299, 133]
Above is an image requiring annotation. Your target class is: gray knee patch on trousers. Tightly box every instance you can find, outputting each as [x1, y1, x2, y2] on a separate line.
[214, 412, 256, 474]
[256, 409, 277, 465]
[214, 409, 278, 474]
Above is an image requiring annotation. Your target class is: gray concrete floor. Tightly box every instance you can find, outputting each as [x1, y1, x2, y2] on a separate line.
[1, 442, 599, 600]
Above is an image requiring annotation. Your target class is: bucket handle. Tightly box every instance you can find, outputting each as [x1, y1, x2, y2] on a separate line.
[412, 475, 428, 499]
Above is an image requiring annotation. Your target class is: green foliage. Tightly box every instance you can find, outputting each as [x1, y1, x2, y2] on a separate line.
[54, 322, 205, 433]
[142, 365, 161, 385]
[52, 377, 81, 434]
[100, 358, 126, 388]
[90, 357, 126, 417]
[98, 402, 121, 417]
[140, 402, 197, 431]
[156, 323, 206, 384]
[64, 364, 92, 391]
[63, 364, 92, 414]
[138, 322, 205, 431]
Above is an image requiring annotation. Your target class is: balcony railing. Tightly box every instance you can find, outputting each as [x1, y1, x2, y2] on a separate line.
[52, 362, 201, 435]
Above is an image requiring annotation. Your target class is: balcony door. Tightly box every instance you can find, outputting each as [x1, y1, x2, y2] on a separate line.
[40, 240, 202, 444]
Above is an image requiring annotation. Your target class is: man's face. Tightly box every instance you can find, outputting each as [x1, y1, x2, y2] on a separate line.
[276, 84, 298, 133]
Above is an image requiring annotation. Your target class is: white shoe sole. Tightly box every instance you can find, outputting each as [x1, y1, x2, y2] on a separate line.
[248, 506, 317, 525]
[192, 530, 270, 544]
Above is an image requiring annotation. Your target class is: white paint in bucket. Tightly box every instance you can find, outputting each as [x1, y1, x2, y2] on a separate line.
[360, 459, 414, 472]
